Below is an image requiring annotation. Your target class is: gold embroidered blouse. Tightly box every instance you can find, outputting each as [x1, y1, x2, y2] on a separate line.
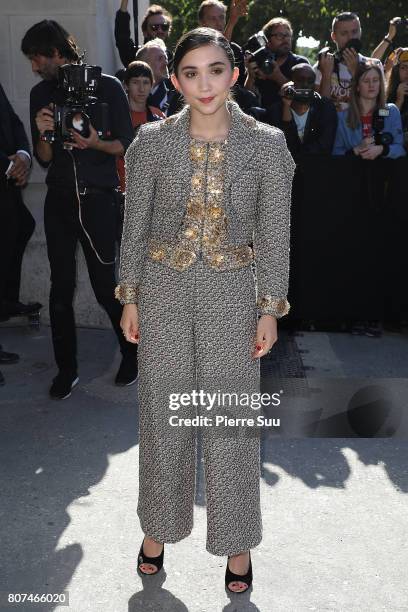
[146, 138, 253, 273]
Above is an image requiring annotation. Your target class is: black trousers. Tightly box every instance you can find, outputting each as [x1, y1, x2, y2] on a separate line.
[0, 184, 18, 303]
[0, 184, 35, 304]
[4, 191, 35, 304]
[44, 186, 136, 374]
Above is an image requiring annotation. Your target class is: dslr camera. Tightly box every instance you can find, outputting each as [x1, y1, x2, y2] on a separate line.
[244, 31, 277, 75]
[41, 63, 110, 148]
[318, 38, 362, 67]
[373, 108, 394, 146]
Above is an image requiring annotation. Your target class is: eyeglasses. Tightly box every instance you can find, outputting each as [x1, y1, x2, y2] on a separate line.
[150, 23, 170, 32]
[270, 32, 292, 40]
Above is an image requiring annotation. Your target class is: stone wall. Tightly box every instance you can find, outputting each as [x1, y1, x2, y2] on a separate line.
[0, 0, 148, 327]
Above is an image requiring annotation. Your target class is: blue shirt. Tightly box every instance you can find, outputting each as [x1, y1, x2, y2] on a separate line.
[332, 103, 406, 159]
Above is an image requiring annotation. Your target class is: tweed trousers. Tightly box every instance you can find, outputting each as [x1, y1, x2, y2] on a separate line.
[136, 256, 263, 556]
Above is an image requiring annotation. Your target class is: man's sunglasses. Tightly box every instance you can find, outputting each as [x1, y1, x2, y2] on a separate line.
[150, 23, 170, 32]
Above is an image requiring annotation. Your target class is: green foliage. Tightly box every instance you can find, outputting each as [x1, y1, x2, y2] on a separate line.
[158, 0, 408, 56]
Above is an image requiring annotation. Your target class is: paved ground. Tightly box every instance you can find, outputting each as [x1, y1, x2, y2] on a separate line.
[1, 322, 408, 612]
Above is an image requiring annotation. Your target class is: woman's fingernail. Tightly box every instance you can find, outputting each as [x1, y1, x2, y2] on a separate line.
[256, 344, 262, 351]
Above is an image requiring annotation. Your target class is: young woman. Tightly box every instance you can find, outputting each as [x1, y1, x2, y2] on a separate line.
[116, 27, 295, 594]
[333, 60, 406, 159]
[116, 60, 165, 192]
[386, 48, 408, 151]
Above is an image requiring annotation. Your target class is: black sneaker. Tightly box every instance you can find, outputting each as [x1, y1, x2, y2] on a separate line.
[115, 357, 138, 386]
[49, 372, 79, 400]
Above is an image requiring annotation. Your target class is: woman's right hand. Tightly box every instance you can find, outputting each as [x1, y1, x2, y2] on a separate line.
[120, 303, 139, 343]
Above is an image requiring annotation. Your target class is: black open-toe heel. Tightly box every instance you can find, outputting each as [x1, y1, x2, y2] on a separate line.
[137, 537, 164, 575]
[225, 551, 252, 593]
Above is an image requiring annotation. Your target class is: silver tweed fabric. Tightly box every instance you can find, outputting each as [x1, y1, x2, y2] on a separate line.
[116, 100, 295, 556]
[117, 99, 296, 317]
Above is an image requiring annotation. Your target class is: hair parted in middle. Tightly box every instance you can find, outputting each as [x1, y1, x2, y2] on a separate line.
[347, 60, 386, 130]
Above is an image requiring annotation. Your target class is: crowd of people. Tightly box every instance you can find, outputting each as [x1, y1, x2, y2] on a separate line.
[1, 0, 407, 391]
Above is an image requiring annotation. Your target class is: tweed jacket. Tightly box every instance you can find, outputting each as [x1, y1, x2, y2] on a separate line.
[115, 99, 296, 317]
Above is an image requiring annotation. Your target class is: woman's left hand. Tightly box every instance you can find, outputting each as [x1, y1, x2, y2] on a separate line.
[251, 314, 278, 359]
[359, 144, 384, 160]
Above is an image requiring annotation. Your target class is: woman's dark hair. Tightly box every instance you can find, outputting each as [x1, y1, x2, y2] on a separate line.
[172, 27, 235, 76]
[21, 20, 81, 62]
[124, 61, 154, 85]
[386, 49, 408, 103]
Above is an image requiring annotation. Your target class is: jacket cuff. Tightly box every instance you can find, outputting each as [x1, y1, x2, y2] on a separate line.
[257, 295, 290, 318]
[114, 284, 138, 305]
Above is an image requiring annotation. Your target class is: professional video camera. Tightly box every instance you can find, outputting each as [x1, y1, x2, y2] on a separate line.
[373, 108, 394, 146]
[244, 31, 277, 75]
[283, 86, 321, 104]
[41, 63, 110, 148]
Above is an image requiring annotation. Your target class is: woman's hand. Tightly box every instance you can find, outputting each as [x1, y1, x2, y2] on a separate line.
[396, 82, 408, 107]
[251, 315, 278, 359]
[359, 144, 384, 160]
[120, 303, 140, 343]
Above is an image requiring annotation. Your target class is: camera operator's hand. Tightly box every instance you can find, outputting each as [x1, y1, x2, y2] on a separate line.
[342, 47, 359, 76]
[70, 123, 100, 150]
[35, 106, 55, 136]
[396, 82, 408, 106]
[7, 153, 30, 187]
[359, 144, 384, 160]
[319, 51, 335, 76]
[280, 82, 293, 106]
[388, 17, 401, 41]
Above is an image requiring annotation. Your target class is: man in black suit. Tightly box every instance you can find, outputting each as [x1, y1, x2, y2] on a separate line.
[0, 83, 36, 384]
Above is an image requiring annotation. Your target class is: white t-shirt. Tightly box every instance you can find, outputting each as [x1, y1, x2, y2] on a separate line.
[291, 108, 310, 142]
[314, 53, 383, 111]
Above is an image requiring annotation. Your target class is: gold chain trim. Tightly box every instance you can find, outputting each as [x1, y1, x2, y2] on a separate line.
[114, 284, 138, 305]
[257, 295, 290, 318]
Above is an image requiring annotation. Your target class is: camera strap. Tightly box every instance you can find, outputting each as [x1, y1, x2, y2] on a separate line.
[68, 150, 116, 266]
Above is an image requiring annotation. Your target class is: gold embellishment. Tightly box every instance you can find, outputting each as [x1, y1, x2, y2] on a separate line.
[191, 173, 204, 189]
[257, 296, 290, 318]
[114, 284, 138, 304]
[204, 245, 254, 271]
[150, 247, 165, 262]
[208, 145, 225, 163]
[172, 247, 197, 271]
[184, 227, 199, 240]
[190, 143, 207, 162]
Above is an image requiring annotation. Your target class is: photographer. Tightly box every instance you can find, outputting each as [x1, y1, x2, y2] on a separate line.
[21, 20, 138, 399]
[135, 38, 172, 112]
[315, 12, 382, 111]
[115, 1, 174, 71]
[245, 17, 309, 108]
[332, 61, 405, 159]
[264, 64, 337, 161]
[386, 48, 408, 150]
